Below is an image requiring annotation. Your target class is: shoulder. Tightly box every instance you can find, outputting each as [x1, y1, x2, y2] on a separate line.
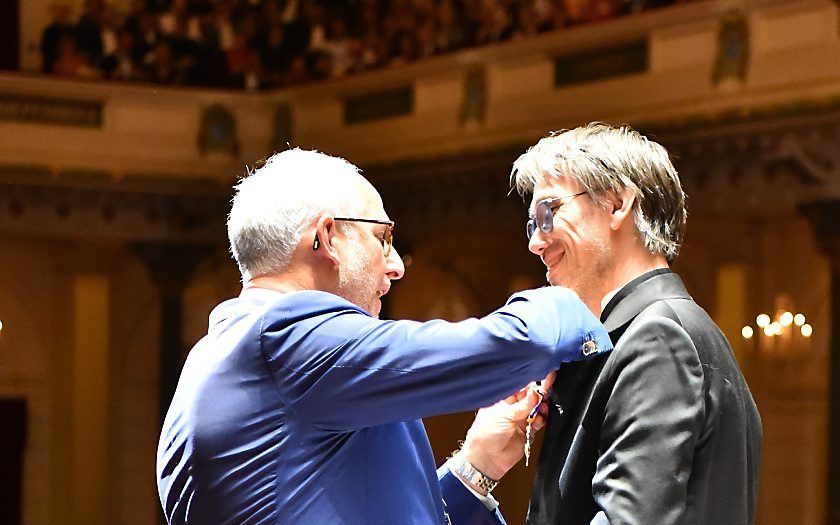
[606, 300, 703, 377]
[258, 290, 371, 331]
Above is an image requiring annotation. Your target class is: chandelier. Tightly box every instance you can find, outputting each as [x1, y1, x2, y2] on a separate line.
[741, 310, 812, 357]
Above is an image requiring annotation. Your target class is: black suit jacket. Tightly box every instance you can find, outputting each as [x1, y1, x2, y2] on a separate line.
[527, 270, 762, 525]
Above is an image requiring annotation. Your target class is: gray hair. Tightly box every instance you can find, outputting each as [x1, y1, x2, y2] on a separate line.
[227, 148, 372, 280]
[511, 123, 687, 262]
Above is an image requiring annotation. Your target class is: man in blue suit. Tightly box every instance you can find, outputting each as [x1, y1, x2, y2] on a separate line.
[156, 148, 612, 524]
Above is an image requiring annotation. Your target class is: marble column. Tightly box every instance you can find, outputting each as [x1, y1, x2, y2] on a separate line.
[799, 200, 840, 525]
[71, 274, 110, 525]
[133, 244, 215, 423]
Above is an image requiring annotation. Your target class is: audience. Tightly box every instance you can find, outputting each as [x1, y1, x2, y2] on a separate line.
[40, 0, 696, 90]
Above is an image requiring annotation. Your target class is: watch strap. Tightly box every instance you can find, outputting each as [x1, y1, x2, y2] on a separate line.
[448, 455, 499, 493]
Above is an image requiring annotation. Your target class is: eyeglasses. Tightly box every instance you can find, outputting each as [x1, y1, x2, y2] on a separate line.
[526, 191, 587, 240]
[313, 217, 395, 256]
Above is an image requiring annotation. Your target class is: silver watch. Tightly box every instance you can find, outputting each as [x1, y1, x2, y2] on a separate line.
[449, 455, 499, 493]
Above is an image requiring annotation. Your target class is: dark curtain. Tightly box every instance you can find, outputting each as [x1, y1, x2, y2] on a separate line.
[0, 398, 27, 525]
[0, 0, 20, 70]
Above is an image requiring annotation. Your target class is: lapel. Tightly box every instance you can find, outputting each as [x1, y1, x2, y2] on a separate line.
[602, 272, 693, 336]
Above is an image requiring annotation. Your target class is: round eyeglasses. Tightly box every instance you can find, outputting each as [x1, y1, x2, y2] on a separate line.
[525, 191, 587, 240]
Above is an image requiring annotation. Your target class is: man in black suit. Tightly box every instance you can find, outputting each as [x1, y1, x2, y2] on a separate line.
[511, 123, 762, 524]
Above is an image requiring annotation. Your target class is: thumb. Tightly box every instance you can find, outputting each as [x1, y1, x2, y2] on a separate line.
[509, 387, 542, 421]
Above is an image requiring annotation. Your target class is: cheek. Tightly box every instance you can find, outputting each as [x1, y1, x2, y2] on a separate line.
[552, 217, 582, 244]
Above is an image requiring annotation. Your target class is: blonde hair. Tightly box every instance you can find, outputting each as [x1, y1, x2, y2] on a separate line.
[511, 123, 687, 262]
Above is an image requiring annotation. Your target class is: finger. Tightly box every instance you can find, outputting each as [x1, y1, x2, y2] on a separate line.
[530, 413, 547, 431]
[526, 401, 551, 431]
[512, 387, 529, 403]
[541, 370, 557, 393]
[509, 387, 542, 421]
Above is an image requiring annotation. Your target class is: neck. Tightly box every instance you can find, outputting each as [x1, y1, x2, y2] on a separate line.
[244, 276, 306, 294]
[596, 249, 669, 316]
[243, 240, 342, 296]
[244, 265, 327, 295]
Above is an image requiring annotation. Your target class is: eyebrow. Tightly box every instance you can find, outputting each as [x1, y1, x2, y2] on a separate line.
[528, 195, 556, 215]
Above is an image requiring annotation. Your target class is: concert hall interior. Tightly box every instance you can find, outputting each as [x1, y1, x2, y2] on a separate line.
[0, 0, 839, 524]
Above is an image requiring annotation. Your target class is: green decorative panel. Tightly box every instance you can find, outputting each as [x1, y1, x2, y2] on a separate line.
[0, 93, 102, 127]
[460, 66, 487, 126]
[554, 41, 648, 87]
[198, 104, 239, 156]
[344, 87, 413, 125]
[713, 13, 749, 85]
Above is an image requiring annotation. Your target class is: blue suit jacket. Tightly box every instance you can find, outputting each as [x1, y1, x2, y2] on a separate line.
[157, 287, 610, 524]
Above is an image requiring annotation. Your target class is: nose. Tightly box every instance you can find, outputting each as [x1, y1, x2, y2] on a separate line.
[528, 229, 547, 257]
[386, 247, 406, 280]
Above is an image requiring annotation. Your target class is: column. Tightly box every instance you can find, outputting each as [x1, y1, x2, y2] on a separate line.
[71, 274, 110, 525]
[799, 200, 840, 525]
[133, 244, 214, 423]
[715, 263, 748, 358]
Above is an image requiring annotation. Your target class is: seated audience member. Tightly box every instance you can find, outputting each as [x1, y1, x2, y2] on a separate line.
[76, 0, 105, 67]
[53, 34, 99, 77]
[41, 2, 75, 73]
[102, 28, 146, 81]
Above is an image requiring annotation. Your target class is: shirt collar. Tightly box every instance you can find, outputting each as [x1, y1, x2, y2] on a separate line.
[599, 268, 672, 323]
[600, 287, 621, 313]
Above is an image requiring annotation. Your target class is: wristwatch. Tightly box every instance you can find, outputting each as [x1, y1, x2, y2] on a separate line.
[449, 455, 499, 493]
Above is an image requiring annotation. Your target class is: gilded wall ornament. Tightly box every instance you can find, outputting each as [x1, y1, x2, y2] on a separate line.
[713, 13, 749, 86]
[460, 66, 486, 126]
[198, 104, 239, 156]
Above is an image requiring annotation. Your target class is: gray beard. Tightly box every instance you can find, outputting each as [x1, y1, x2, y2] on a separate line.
[337, 249, 379, 316]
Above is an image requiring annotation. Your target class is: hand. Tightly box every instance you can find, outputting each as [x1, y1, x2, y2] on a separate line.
[458, 371, 555, 483]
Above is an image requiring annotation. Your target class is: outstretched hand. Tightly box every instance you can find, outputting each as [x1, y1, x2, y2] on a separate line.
[458, 371, 555, 482]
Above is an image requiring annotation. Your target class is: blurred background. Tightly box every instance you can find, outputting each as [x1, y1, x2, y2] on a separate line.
[0, 0, 838, 523]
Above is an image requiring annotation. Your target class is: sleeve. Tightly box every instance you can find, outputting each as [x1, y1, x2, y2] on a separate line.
[262, 286, 612, 431]
[590, 316, 705, 525]
[438, 466, 506, 525]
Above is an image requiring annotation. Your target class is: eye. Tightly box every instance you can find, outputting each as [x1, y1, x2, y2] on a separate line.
[376, 228, 389, 246]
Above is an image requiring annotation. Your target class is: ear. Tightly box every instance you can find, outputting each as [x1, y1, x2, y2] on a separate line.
[609, 187, 636, 231]
[313, 214, 341, 267]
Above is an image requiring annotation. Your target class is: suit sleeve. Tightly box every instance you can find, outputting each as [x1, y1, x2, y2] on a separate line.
[261, 287, 612, 431]
[438, 466, 506, 525]
[590, 316, 704, 525]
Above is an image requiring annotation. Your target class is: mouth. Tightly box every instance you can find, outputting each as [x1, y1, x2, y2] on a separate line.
[377, 285, 391, 298]
[542, 252, 566, 281]
[542, 251, 565, 270]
